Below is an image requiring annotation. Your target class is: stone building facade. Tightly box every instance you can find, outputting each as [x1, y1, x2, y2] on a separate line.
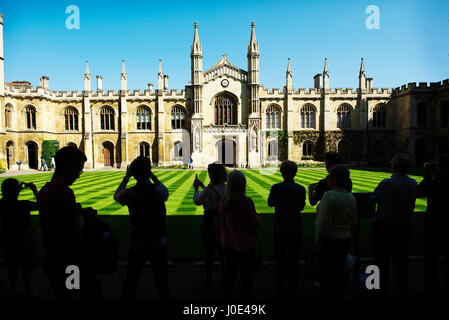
[0, 15, 448, 170]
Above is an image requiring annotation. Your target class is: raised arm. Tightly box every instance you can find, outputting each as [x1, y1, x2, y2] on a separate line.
[151, 171, 169, 201]
[114, 165, 132, 204]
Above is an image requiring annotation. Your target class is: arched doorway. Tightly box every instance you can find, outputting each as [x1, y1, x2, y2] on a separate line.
[102, 141, 114, 167]
[338, 139, 350, 162]
[6, 141, 14, 170]
[217, 138, 236, 167]
[26, 141, 38, 169]
[415, 138, 427, 168]
[139, 142, 150, 158]
[303, 141, 314, 158]
[437, 136, 448, 155]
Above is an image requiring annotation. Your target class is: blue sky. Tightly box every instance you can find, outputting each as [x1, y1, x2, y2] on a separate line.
[2, 0, 448, 91]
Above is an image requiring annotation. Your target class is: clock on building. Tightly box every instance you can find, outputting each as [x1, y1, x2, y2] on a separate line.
[221, 79, 229, 87]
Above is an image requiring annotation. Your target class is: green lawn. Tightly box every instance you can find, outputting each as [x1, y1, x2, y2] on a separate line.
[0, 168, 427, 214]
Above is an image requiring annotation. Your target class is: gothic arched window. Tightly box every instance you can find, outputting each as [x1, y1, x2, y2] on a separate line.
[267, 140, 278, 159]
[337, 105, 351, 129]
[5, 104, 12, 128]
[215, 94, 237, 125]
[303, 141, 313, 157]
[25, 106, 36, 130]
[372, 104, 386, 128]
[300, 105, 316, 129]
[139, 142, 150, 158]
[100, 106, 115, 131]
[171, 106, 186, 130]
[136, 106, 151, 130]
[64, 107, 79, 131]
[266, 105, 280, 129]
[174, 141, 183, 160]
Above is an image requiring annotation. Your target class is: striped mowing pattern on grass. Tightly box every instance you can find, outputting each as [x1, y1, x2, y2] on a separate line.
[0, 169, 426, 215]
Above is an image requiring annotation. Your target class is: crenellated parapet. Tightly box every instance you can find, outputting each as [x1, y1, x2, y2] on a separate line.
[392, 79, 449, 96]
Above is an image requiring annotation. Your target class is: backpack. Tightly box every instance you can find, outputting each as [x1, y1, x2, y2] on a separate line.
[130, 183, 166, 244]
[81, 209, 119, 275]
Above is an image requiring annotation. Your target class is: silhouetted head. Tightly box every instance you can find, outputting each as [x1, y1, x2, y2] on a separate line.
[280, 160, 298, 181]
[208, 162, 227, 185]
[327, 165, 351, 190]
[1, 178, 21, 200]
[391, 153, 411, 175]
[227, 170, 246, 198]
[130, 156, 152, 183]
[436, 153, 449, 177]
[54, 146, 87, 186]
[324, 151, 342, 172]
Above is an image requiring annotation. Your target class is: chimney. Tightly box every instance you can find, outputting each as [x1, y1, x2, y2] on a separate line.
[314, 73, 322, 89]
[40, 76, 49, 89]
[366, 78, 373, 91]
[163, 74, 169, 90]
[96, 75, 103, 91]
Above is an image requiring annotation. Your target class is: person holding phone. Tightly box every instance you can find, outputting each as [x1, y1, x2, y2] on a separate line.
[0, 179, 41, 298]
[193, 162, 227, 289]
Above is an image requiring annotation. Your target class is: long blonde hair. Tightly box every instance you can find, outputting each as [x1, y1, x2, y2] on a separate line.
[223, 170, 247, 211]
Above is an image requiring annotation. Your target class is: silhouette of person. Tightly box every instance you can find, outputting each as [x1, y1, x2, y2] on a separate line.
[268, 160, 306, 298]
[0, 179, 41, 298]
[193, 162, 227, 289]
[308, 152, 352, 206]
[314, 165, 357, 300]
[38, 146, 87, 300]
[218, 170, 260, 300]
[114, 156, 170, 300]
[417, 153, 449, 297]
[370, 153, 417, 299]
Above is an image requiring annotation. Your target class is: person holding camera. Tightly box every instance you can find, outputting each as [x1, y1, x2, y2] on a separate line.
[193, 162, 227, 290]
[114, 156, 170, 300]
[417, 153, 449, 297]
[308, 152, 352, 206]
[370, 153, 417, 299]
[38, 146, 87, 300]
[0, 179, 41, 298]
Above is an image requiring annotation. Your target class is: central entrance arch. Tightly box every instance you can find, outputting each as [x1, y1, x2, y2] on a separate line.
[103, 141, 114, 167]
[216, 138, 236, 167]
[26, 141, 38, 169]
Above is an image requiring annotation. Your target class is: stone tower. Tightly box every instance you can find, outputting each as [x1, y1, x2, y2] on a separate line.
[191, 22, 203, 163]
[247, 21, 261, 167]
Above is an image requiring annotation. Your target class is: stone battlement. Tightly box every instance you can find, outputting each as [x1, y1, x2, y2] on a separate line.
[393, 79, 449, 94]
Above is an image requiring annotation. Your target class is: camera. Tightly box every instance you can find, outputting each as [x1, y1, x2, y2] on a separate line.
[19, 182, 29, 189]
[423, 162, 435, 171]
